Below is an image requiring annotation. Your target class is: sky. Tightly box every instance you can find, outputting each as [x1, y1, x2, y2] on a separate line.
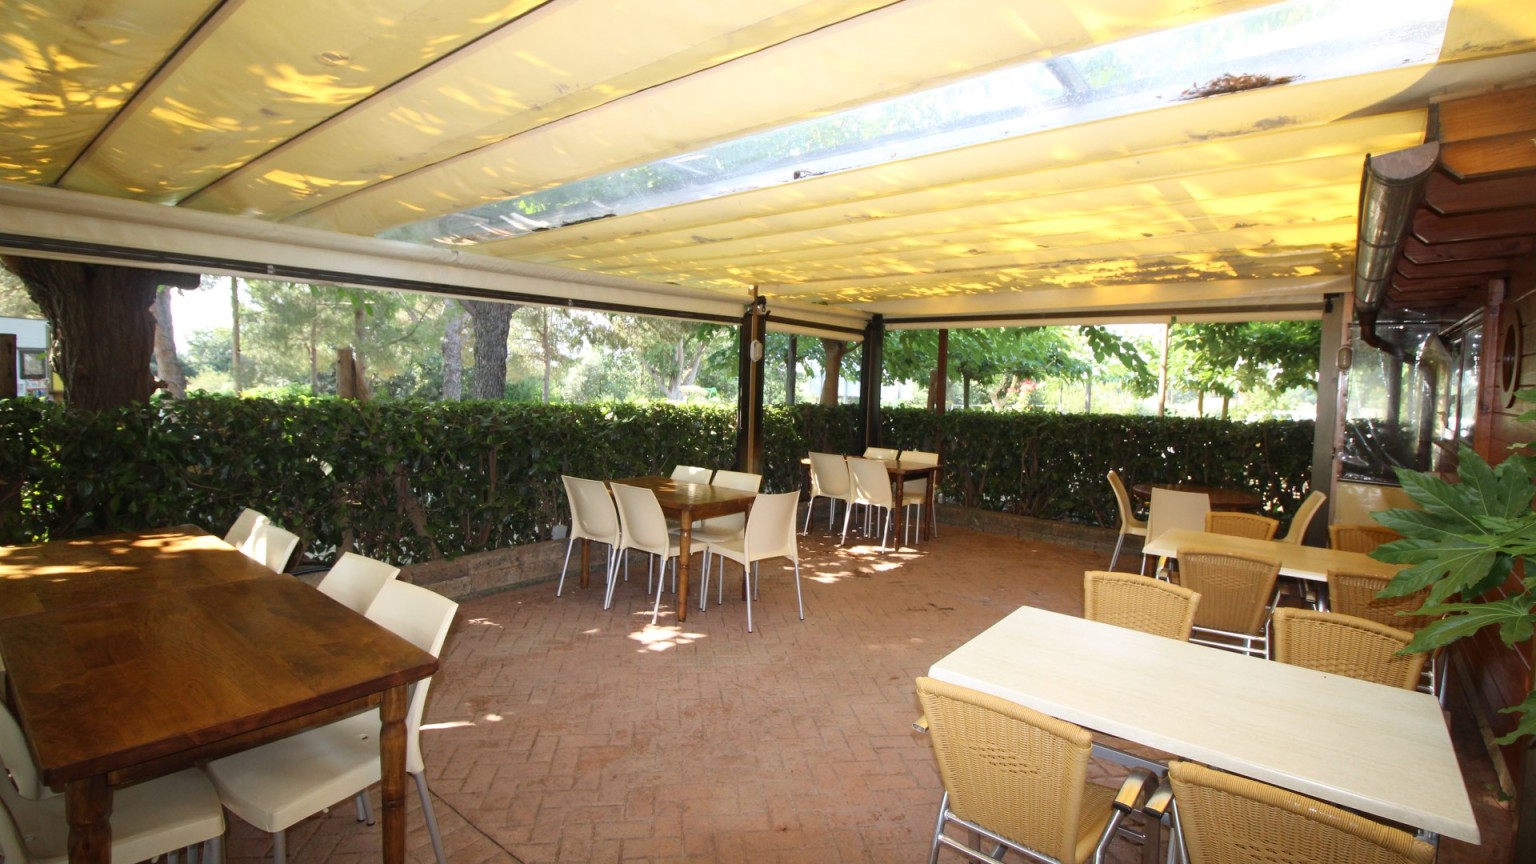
[168, 282, 237, 352]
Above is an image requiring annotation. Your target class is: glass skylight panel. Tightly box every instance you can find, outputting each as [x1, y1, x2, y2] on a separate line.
[380, 0, 1452, 249]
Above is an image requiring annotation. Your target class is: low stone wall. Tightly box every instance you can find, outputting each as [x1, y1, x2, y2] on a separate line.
[401, 505, 1127, 601]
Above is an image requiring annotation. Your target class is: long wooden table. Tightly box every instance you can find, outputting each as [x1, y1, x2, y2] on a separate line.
[0, 526, 437, 864]
[875, 458, 941, 545]
[609, 476, 755, 622]
[1142, 528, 1401, 582]
[928, 605, 1479, 843]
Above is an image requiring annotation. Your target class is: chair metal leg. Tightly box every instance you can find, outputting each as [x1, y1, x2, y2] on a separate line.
[354, 790, 374, 824]
[414, 770, 447, 864]
[271, 830, 286, 864]
[1109, 531, 1127, 572]
[556, 535, 577, 595]
[793, 560, 804, 621]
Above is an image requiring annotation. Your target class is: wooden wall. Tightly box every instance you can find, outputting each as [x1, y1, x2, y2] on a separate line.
[1468, 255, 1536, 782]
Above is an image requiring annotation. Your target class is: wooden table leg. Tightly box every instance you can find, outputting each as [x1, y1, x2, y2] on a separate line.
[676, 515, 691, 622]
[379, 684, 408, 864]
[579, 538, 591, 589]
[65, 774, 110, 864]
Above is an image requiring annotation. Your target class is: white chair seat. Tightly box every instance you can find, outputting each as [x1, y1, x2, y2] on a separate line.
[207, 711, 380, 834]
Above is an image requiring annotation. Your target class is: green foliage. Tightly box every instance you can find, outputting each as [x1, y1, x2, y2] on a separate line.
[0, 396, 1312, 572]
[1372, 422, 1536, 742]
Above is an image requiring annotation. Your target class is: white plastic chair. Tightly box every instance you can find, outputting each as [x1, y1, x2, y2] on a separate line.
[1105, 470, 1147, 572]
[670, 465, 713, 484]
[863, 446, 899, 460]
[843, 457, 896, 552]
[244, 522, 301, 574]
[610, 483, 683, 622]
[316, 551, 402, 614]
[1278, 489, 1328, 545]
[694, 470, 761, 549]
[701, 491, 804, 632]
[0, 701, 225, 864]
[206, 580, 459, 864]
[898, 449, 940, 544]
[557, 475, 622, 598]
[225, 506, 270, 550]
[1144, 487, 1210, 577]
[804, 452, 854, 534]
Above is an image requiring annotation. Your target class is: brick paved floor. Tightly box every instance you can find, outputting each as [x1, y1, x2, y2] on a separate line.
[224, 522, 1513, 864]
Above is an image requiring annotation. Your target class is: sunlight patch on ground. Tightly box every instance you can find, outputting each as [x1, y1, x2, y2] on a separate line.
[466, 616, 503, 628]
[628, 625, 707, 652]
[422, 720, 481, 731]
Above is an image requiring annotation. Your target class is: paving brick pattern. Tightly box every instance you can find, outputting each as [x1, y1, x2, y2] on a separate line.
[224, 524, 1512, 864]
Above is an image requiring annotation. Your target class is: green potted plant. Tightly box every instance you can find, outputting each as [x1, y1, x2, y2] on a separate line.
[1374, 398, 1536, 741]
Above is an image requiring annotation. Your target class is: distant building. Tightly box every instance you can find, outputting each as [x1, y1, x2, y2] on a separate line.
[0, 316, 50, 399]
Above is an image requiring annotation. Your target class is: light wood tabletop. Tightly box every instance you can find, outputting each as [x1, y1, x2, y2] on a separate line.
[1142, 528, 1401, 582]
[0, 526, 437, 864]
[928, 604, 1478, 843]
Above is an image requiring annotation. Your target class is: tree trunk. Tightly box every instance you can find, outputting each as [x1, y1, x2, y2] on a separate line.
[819, 338, 849, 405]
[230, 276, 243, 394]
[1084, 373, 1092, 413]
[463, 298, 516, 399]
[2, 257, 194, 410]
[540, 307, 552, 404]
[308, 316, 319, 393]
[150, 288, 186, 398]
[441, 301, 468, 401]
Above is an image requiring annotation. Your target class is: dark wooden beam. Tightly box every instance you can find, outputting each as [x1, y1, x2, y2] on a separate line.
[1425, 170, 1536, 215]
[1403, 235, 1535, 265]
[1413, 207, 1536, 244]
[1396, 257, 1510, 280]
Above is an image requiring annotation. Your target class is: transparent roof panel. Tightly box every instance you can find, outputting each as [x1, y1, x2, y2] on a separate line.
[380, 0, 1453, 248]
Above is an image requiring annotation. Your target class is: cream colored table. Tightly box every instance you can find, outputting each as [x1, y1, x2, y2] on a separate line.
[928, 605, 1479, 844]
[1142, 528, 1401, 582]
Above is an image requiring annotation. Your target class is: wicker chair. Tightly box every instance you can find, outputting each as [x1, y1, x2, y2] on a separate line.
[1271, 608, 1426, 689]
[1083, 571, 1200, 641]
[1105, 471, 1147, 573]
[1328, 523, 1403, 554]
[1176, 547, 1280, 657]
[1167, 760, 1436, 864]
[1327, 569, 1442, 697]
[915, 676, 1152, 864]
[1204, 512, 1279, 540]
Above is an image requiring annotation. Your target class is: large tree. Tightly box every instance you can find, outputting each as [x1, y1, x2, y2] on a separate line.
[1171, 321, 1320, 418]
[462, 299, 518, 399]
[0, 257, 195, 410]
[150, 287, 187, 398]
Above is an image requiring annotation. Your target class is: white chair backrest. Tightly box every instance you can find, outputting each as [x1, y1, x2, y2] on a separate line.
[902, 450, 940, 467]
[711, 470, 762, 493]
[317, 552, 402, 614]
[364, 581, 459, 773]
[562, 475, 620, 544]
[245, 523, 300, 573]
[863, 447, 899, 460]
[0, 701, 51, 801]
[224, 507, 269, 550]
[0, 788, 32, 864]
[610, 483, 671, 556]
[1280, 489, 1328, 545]
[744, 491, 800, 562]
[1146, 488, 1211, 544]
[808, 452, 852, 497]
[670, 465, 713, 484]
[848, 458, 894, 507]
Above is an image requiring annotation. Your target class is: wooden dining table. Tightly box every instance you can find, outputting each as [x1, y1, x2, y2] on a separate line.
[872, 458, 941, 545]
[0, 526, 437, 864]
[607, 476, 756, 622]
[1131, 481, 1262, 512]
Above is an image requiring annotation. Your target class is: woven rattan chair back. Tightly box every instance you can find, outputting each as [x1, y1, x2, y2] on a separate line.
[1278, 490, 1327, 545]
[1326, 570, 1435, 632]
[915, 676, 1094, 864]
[1204, 512, 1279, 540]
[1271, 608, 1425, 690]
[1177, 547, 1280, 655]
[1167, 760, 1436, 864]
[1083, 570, 1200, 641]
[1328, 523, 1402, 554]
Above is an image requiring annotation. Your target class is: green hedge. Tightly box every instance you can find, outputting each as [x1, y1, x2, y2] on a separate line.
[0, 396, 1314, 564]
